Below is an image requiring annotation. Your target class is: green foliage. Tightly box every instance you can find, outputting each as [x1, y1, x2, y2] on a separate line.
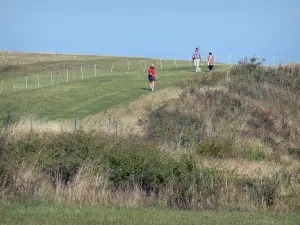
[168, 155, 225, 209]
[1, 132, 228, 209]
[239, 176, 280, 207]
[101, 142, 226, 209]
[244, 147, 268, 162]
[195, 139, 233, 159]
[148, 107, 203, 148]
[287, 148, 300, 161]
[101, 140, 171, 194]
[2, 131, 110, 183]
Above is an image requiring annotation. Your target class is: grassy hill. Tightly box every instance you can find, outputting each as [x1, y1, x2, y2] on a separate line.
[0, 52, 300, 224]
[0, 52, 228, 124]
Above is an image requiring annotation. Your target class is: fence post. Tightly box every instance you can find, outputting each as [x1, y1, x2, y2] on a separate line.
[115, 119, 118, 138]
[6, 110, 11, 130]
[74, 111, 77, 131]
[30, 114, 33, 133]
[13, 83, 16, 92]
[228, 54, 231, 65]
[0, 80, 3, 95]
[51, 72, 53, 85]
[110, 62, 114, 75]
[144, 60, 146, 72]
[194, 124, 199, 147]
[160, 58, 162, 70]
[94, 64, 97, 77]
[127, 61, 130, 73]
[108, 115, 111, 134]
[37, 74, 40, 88]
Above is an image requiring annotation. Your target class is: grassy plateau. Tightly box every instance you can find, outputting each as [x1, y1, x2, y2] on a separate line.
[0, 51, 300, 224]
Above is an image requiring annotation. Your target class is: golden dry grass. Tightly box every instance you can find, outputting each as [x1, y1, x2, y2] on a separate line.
[0, 51, 114, 66]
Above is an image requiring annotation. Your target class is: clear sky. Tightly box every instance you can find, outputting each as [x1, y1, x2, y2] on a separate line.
[1, 0, 299, 64]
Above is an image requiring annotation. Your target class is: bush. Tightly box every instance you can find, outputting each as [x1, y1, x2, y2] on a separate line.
[2, 131, 110, 184]
[168, 155, 225, 209]
[244, 147, 268, 162]
[101, 140, 171, 195]
[148, 107, 203, 148]
[101, 146, 226, 209]
[195, 139, 233, 159]
[288, 148, 300, 161]
[239, 176, 280, 207]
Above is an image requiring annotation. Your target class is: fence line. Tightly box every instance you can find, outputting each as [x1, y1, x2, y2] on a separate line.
[0, 59, 187, 95]
[1, 110, 122, 138]
[0, 56, 299, 95]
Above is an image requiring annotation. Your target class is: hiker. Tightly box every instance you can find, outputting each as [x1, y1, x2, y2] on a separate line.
[192, 47, 202, 72]
[206, 52, 216, 72]
[148, 64, 157, 92]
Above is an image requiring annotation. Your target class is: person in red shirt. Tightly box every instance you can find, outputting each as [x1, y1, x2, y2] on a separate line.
[148, 64, 157, 91]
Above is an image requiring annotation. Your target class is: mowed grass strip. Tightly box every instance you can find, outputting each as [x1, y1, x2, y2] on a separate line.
[0, 65, 212, 123]
[1, 201, 299, 225]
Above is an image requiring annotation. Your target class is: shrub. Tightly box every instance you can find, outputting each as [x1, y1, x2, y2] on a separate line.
[148, 108, 203, 148]
[1, 131, 110, 184]
[101, 146, 227, 209]
[244, 147, 268, 162]
[239, 176, 280, 207]
[101, 140, 171, 195]
[167, 155, 226, 209]
[288, 148, 300, 161]
[194, 139, 233, 159]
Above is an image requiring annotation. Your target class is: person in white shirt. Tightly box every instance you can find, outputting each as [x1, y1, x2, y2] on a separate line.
[192, 47, 202, 72]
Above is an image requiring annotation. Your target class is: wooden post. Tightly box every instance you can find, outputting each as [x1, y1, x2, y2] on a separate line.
[110, 62, 115, 75]
[74, 112, 77, 131]
[127, 61, 130, 73]
[51, 72, 53, 85]
[160, 58, 162, 70]
[115, 119, 118, 138]
[37, 74, 40, 88]
[0, 80, 3, 95]
[67, 69, 69, 82]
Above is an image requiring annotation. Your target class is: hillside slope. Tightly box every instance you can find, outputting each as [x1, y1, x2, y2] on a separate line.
[0, 56, 299, 212]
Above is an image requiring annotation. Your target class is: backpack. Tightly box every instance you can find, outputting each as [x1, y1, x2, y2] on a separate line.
[148, 69, 155, 77]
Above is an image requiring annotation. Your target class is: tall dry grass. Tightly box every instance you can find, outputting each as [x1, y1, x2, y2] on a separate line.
[1, 159, 299, 212]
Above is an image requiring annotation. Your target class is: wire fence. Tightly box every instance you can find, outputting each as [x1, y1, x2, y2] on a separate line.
[0, 58, 194, 95]
[2, 110, 122, 137]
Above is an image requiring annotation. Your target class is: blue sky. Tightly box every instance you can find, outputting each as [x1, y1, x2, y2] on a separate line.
[1, 0, 299, 64]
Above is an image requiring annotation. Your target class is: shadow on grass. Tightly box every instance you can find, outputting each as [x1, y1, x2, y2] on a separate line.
[140, 88, 151, 91]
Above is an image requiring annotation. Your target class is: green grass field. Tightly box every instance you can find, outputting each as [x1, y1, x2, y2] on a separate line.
[0, 53, 227, 124]
[1, 201, 299, 225]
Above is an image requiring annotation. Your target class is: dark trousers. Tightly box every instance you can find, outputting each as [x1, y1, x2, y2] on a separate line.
[208, 65, 214, 71]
